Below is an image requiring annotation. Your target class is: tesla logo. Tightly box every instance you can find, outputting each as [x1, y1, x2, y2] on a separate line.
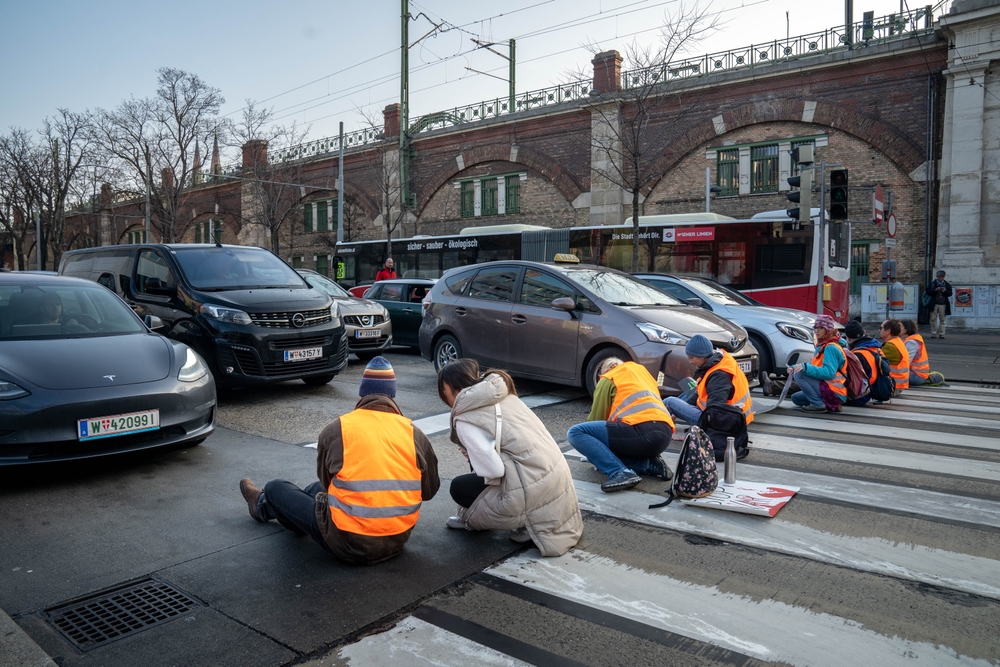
[103, 375, 116, 382]
[291, 313, 306, 328]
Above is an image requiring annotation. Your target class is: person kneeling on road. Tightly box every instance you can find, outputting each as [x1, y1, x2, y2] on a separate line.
[567, 357, 674, 493]
[439, 359, 582, 557]
[789, 314, 848, 413]
[663, 334, 754, 428]
[238, 357, 440, 565]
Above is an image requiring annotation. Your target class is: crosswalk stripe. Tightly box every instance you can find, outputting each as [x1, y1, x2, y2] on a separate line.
[909, 384, 1000, 395]
[883, 397, 1000, 413]
[570, 480, 1000, 600]
[486, 550, 994, 667]
[752, 412, 1000, 449]
[412, 392, 575, 437]
[754, 397, 1000, 431]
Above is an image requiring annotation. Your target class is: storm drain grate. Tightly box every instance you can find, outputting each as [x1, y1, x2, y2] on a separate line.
[46, 579, 202, 651]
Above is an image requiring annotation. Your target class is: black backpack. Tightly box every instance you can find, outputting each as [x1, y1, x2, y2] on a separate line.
[856, 347, 895, 402]
[697, 403, 750, 463]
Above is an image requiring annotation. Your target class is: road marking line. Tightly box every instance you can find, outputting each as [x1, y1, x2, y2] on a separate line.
[886, 397, 1000, 413]
[413, 392, 575, 437]
[487, 550, 995, 667]
[753, 397, 1000, 431]
[910, 384, 1000, 395]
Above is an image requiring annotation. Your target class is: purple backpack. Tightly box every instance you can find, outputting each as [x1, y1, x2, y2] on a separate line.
[650, 426, 719, 508]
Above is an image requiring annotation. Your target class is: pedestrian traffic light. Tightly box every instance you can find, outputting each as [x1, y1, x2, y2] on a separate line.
[786, 170, 813, 223]
[830, 169, 849, 221]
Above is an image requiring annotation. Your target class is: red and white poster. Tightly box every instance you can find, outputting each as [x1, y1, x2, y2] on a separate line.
[681, 481, 799, 517]
[955, 287, 973, 309]
[675, 226, 716, 242]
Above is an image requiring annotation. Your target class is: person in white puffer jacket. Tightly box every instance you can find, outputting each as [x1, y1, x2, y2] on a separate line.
[437, 358, 583, 557]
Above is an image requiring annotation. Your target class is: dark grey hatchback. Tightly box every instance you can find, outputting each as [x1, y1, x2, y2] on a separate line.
[419, 260, 759, 396]
[0, 273, 215, 465]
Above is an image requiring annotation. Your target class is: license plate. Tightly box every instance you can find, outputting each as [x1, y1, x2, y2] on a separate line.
[355, 328, 380, 339]
[738, 360, 753, 373]
[78, 410, 160, 441]
[284, 347, 323, 362]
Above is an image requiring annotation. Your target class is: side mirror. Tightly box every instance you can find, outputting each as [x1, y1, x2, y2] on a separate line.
[685, 297, 704, 308]
[144, 277, 174, 297]
[550, 297, 576, 312]
[144, 315, 165, 331]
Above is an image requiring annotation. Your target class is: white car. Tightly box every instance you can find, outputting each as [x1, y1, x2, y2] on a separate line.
[633, 273, 816, 381]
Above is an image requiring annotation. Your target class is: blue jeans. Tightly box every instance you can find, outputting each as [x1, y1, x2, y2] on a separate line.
[257, 480, 333, 555]
[566, 421, 670, 478]
[909, 372, 927, 386]
[664, 396, 703, 425]
[790, 372, 825, 408]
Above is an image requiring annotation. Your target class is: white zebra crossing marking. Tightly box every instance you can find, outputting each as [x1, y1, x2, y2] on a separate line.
[884, 397, 1000, 413]
[753, 397, 1000, 431]
[487, 551, 995, 667]
[410, 392, 574, 438]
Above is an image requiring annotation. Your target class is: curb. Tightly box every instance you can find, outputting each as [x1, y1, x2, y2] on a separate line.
[0, 608, 57, 667]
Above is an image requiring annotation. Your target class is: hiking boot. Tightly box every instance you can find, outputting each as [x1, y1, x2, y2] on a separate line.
[646, 455, 673, 481]
[509, 527, 532, 544]
[600, 469, 642, 493]
[800, 404, 827, 413]
[239, 478, 266, 523]
[446, 506, 468, 530]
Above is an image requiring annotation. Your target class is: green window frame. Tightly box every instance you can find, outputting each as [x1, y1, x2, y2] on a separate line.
[850, 241, 870, 294]
[716, 149, 739, 196]
[505, 175, 520, 214]
[303, 203, 313, 233]
[292, 255, 303, 269]
[316, 202, 328, 232]
[126, 230, 146, 244]
[750, 144, 779, 194]
[316, 255, 329, 277]
[482, 178, 499, 216]
[460, 181, 475, 218]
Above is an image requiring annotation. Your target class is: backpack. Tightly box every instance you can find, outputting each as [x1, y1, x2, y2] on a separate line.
[697, 403, 750, 463]
[843, 348, 871, 403]
[649, 426, 719, 508]
[855, 347, 895, 402]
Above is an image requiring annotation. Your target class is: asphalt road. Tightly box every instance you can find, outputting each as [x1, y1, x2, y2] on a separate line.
[2, 340, 1000, 666]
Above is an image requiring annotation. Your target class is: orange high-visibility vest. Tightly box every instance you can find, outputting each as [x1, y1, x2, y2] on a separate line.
[604, 361, 675, 428]
[696, 351, 754, 424]
[812, 341, 848, 400]
[327, 409, 423, 537]
[905, 334, 930, 379]
[885, 337, 910, 390]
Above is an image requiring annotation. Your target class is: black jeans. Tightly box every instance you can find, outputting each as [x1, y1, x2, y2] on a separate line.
[450, 474, 488, 509]
[258, 479, 334, 556]
[605, 420, 673, 460]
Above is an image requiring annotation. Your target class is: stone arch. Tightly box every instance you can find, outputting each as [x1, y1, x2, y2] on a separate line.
[643, 99, 927, 196]
[415, 143, 583, 215]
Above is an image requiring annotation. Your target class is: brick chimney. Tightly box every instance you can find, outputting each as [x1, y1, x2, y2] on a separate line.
[161, 168, 174, 191]
[100, 183, 113, 207]
[383, 103, 401, 139]
[242, 139, 268, 168]
[591, 50, 623, 95]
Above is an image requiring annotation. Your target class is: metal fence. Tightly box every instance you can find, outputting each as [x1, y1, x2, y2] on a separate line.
[269, 127, 384, 163]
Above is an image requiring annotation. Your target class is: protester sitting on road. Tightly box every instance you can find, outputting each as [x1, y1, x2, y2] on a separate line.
[788, 314, 848, 413]
[901, 319, 945, 386]
[438, 359, 582, 557]
[239, 357, 440, 565]
[566, 357, 674, 493]
[880, 318, 910, 395]
[845, 320, 880, 406]
[664, 334, 754, 427]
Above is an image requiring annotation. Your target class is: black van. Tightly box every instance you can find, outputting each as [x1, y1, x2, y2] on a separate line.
[59, 244, 349, 387]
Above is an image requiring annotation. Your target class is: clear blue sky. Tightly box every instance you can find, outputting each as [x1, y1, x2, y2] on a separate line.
[1, 0, 929, 153]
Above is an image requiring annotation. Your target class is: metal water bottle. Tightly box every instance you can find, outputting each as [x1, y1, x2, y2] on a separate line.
[724, 436, 736, 485]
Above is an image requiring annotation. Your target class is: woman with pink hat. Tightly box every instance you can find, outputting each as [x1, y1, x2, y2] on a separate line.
[787, 314, 848, 413]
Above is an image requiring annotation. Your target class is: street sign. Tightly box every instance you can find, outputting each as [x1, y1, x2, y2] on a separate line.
[887, 211, 897, 238]
[874, 185, 884, 225]
[885, 238, 897, 248]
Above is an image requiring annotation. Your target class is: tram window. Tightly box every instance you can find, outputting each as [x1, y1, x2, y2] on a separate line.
[444, 267, 477, 296]
[468, 268, 518, 302]
[755, 244, 807, 274]
[519, 269, 575, 307]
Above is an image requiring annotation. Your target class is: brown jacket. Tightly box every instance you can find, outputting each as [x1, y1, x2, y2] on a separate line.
[313, 395, 440, 564]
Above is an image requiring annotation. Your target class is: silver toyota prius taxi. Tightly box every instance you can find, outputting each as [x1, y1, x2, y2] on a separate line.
[0, 273, 216, 465]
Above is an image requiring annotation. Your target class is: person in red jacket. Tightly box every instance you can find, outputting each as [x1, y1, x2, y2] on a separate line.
[375, 258, 396, 282]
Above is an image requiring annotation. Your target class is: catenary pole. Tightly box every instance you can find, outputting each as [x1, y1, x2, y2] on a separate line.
[817, 159, 826, 316]
[337, 122, 345, 245]
[35, 210, 41, 271]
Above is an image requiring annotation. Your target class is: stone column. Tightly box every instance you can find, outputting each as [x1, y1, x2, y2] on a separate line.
[589, 103, 624, 225]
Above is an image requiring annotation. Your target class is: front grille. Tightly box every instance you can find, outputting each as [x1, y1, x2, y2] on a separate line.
[249, 309, 332, 329]
[270, 335, 332, 350]
[261, 357, 331, 376]
[28, 426, 187, 460]
[46, 579, 201, 651]
[714, 337, 747, 353]
[344, 314, 386, 327]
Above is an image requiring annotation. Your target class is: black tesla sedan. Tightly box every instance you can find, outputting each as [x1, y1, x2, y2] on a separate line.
[0, 273, 216, 465]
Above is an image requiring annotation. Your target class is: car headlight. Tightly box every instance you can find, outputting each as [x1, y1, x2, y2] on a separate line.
[200, 303, 252, 325]
[178, 347, 209, 382]
[636, 322, 688, 345]
[777, 322, 813, 342]
[329, 303, 342, 327]
[0, 380, 30, 400]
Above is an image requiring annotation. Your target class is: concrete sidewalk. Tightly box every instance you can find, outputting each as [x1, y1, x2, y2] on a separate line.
[0, 609, 57, 667]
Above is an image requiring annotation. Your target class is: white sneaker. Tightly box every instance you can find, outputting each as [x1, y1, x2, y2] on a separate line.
[509, 526, 532, 544]
[446, 506, 468, 530]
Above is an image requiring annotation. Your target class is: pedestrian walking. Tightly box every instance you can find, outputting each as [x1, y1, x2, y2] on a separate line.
[566, 357, 674, 493]
[238, 357, 440, 565]
[925, 270, 952, 338]
[880, 319, 911, 395]
[901, 319, 945, 386]
[438, 359, 582, 557]
[375, 258, 396, 282]
[664, 334, 754, 426]
[788, 314, 848, 413]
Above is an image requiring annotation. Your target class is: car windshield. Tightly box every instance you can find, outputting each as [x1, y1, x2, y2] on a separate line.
[566, 269, 681, 306]
[173, 247, 305, 290]
[680, 277, 761, 306]
[302, 273, 350, 298]
[0, 283, 146, 340]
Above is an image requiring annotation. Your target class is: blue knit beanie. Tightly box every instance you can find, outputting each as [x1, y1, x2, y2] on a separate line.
[358, 356, 396, 398]
[685, 334, 714, 358]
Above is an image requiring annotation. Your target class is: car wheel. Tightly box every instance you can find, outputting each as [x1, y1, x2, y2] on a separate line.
[585, 347, 629, 397]
[433, 334, 462, 371]
[748, 333, 773, 386]
[302, 374, 336, 386]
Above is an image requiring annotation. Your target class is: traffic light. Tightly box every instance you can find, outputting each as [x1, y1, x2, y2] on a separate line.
[830, 169, 849, 221]
[786, 171, 813, 223]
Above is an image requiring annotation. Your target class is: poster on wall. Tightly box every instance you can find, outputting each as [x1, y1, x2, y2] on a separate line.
[976, 286, 990, 316]
[955, 287, 974, 309]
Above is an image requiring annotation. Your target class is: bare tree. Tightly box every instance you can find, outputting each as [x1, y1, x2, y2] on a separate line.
[92, 68, 224, 243]
[588, 3, 720, 271]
